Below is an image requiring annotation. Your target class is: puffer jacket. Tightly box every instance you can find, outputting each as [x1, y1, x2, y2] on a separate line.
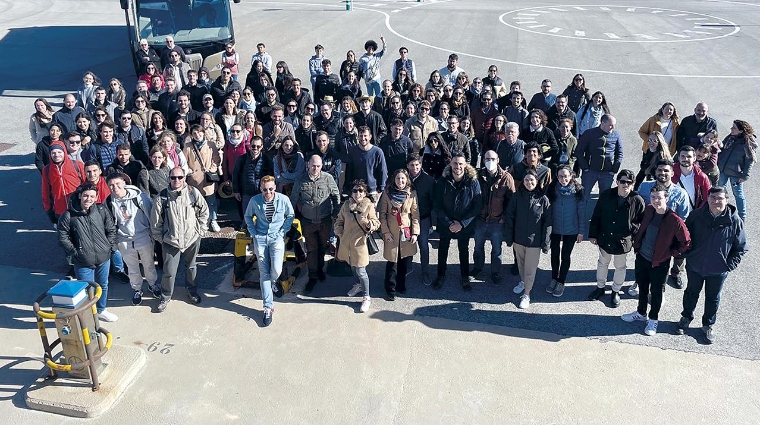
[684, 204, 747, 276]
[150, 184, 209, 250]
[434, 164, 482, 231]
[717, 134, 756, 180]
[589, 187, 645, 255]
[232, 152, 274, 196]
[441, 131, 472, 164]
[576, 126, 624, 174]
[58, 196, 117, 267]
[290, 172, 340, 224]
[378, 187, 420, 261]
[334, 197, 381, 268]
[477, 166, 516, 223]
[504, 185, 552, 250]
[410, 170, 436, 219]
[548, 182, 586, 236]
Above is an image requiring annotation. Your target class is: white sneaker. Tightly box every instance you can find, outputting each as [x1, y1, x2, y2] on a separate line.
[628, 283, 639, 297]
[518, 294, 530, 309]
[209, 220, 221, 232]
[98, 309, 118, 322]
[347, 283, 363, 297]
[513, 281, 525, 294]
[644, 319, 658, 336]
[360, 296, 371, 313]
[621, 311, 647, 322]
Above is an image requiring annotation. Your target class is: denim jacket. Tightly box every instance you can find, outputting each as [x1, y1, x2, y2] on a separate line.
[244, 192, 295, 244]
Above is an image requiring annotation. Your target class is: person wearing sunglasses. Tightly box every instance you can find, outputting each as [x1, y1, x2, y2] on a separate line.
[232, 136, 274, 226]
[135, 38, 160, 72]
[210, 66, 243, 109]
[114, 111, 150, 166]
[151, 166, 209, 313]
[244, 175, 294, 326]
[587, 169, 645, 308]
[281, 78, 312, 117]
[562, 73, 591, 113]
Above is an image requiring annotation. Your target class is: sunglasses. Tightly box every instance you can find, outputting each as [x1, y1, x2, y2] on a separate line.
[121, 117, 132, 120]
[170, 175, 184, 180]
[222, 71, 231, 75]
[68, 141, 81, 145]
[95, 113, 106, 117]
[352, 189, 365, 193]
[262, 187, 275, 192]
[618, 180, 633, 186]
[251, 144, 263, 149]
[231, 129, 242, 133]
[288, 104, 297, 107]
[420, 107, 430, 111]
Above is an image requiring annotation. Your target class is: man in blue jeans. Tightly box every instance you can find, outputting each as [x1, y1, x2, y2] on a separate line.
[576, 114, 624, 213]
[57, 183, 118, 322]
[679, 186, 747, 344]
[245, 175, 294, 327]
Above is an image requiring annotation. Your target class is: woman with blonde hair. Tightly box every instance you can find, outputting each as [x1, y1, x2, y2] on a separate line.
[638, 102, 680, 155]
[107, 78, 127, 110]
[634, 131, 671, 190]
[335, 179, 381, 313]
[378, 169, 420, 300]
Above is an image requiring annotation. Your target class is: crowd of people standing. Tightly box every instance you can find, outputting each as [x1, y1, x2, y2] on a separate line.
[32, 36, 752, 340]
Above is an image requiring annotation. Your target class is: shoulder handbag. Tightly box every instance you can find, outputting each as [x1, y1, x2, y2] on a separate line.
[192, 145, 220, 183]
[353, 212, 379, 255]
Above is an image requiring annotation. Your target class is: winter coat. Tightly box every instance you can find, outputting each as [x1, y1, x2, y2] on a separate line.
[676, 115, 718, 150]
[107, 158, 149, 194]
[561, 86, 590, 113]
[290, 172, 340, 224]
[58, 197, 117, 267]
[684, 204, 747, 276]
[223, 138, 248, 179]
[589, 188, 645, 255]
[477, 166, 516, 223]
[633, 206, 691, 267]
[717, 134, 756, 180]
[404, 114, 439, 151]
[510, 161, 552, 193]
[379, 134, 414, 175]
[434, 164, 482, 235]
[378, 187, 420, 261]
[548, 182, 586, 236]
[52, 105, 86, 134]
[334, 197, 381, 268]
[41, 147, 86, 217]
[147, 166, 170, 200]
[419, 146, 449, 179]
[638, 114, 680, 155]
[150, 184, 209, 250]
[274, 152, 306, 186]
[184, 142, 222, 196]
[576, 126, 624, 174]
[232, 152, 274, 196]
[441, 131, 472, 164]
[210, 77, 243, 108]
[492, 139, 525, 171]
[547, 107, 577, 137]
[115, 125, 150, 166]
[29, 113, 52, 144]
[551, 134, 577, 171]
[520, 126, 558, 164]
[575, 103, 604, 136]
[504, 185, 552, 251]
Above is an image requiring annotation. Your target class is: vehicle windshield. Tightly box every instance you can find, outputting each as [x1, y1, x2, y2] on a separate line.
[136, 0, 231, 45]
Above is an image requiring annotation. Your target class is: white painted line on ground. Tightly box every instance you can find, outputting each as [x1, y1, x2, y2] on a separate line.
[391, 9, 400, 12]
[604, 33, 620, 39]
[547, 8, 567, 11]
[527, 24, 547, 28]
[518, 13, 540, 16]
[651, 10, 664, 13]
[575, 30, 586, 36]
[516, 21, 539, 24]
[573, 6, 586, 10]
[686, 17, 707, 20]
[626, 7, 636, 12]
[670, 13, 688, 16]
[548, 27, 562, 33]
[599, 7, 610, 11]
[513, 16, 534, 19]
[663, 32, 691, 38]
[696, 25, 724, 29]
[362, 6, 758, 78]
[532, 10, 551, 13]
[683, 30, 712, 35]
[635, 34, 658, 40]
[699, 22, 724, 25]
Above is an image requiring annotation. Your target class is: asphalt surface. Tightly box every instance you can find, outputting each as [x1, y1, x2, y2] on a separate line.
[1, 0, 759, 378]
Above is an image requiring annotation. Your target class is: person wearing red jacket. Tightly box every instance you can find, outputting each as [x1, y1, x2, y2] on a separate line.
[668, 145, 712, 289]
[41, 142, 85, 223]
[622, 184, 691, 336]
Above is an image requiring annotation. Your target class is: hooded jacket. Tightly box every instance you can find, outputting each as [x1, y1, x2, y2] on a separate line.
[58, 195, 117, 267]
[434, 164, 482, 230]
[41, 142, 86, 217]
[106, 185, 154, 245]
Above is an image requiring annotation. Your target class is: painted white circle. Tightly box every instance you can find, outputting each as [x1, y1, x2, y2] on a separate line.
[499, 5, 740, 43]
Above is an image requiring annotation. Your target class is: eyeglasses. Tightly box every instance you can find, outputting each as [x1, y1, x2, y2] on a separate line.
[231, 129, 242, 133]
[251, 144, 263, 149]
[574, 78, 583, 82]
[135, 99, 145, 103]
[170, 175, 184, 180]
[352, 188, 365, 193]
[262, 187, 276, 192]
[618, 180, 633, 186]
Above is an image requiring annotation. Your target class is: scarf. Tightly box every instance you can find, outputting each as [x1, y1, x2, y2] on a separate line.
[557, 184, 576, 197]
[388, 185, 409, 210]
[278, 147, 299, 173]
[228, 135, 244, 148]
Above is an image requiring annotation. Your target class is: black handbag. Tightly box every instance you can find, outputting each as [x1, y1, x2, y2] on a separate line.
[353, 213, 379, 255]
[191, 145, 220, 183]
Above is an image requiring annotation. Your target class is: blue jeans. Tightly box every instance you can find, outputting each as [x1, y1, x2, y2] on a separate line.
[365, 80, 381, 97]
[682, 269, 727, 327]
[75, 260, 111, 313]
[473, 219, 503, 274]
[204, 194, 218, 222]
[581, 169, 615, 206]
[719, 174, 746, 221]
[254, 237, 285, 310]
[417, 216, 431, 274]
[111, 250, 124, 272]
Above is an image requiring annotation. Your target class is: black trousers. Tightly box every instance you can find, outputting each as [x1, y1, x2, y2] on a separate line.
[385, 254, 411, 296]
[437, 234, 470, 278]
[302, 218, 332, 278]
[550, 233, 577, 283]
[634, 254, 669, 320]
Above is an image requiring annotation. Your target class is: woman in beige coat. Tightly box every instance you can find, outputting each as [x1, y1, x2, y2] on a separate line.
[334, 179, 381, 313]
[638, 102, 680, 155]
[378, 169, 420, 300]
[184, 124, 223, 232]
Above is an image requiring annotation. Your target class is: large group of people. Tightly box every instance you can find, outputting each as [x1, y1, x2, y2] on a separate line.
[32, 36, 753, 341]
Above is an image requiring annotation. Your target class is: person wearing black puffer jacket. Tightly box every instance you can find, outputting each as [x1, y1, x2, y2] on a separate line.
[58, 183, 118, 322]
[432, 153, 482, 291]
[504, 169, 552, 309]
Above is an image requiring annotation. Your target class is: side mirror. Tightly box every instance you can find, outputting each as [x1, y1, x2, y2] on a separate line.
[120, 0, 128, 10]
[233, 0, 241, 3]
